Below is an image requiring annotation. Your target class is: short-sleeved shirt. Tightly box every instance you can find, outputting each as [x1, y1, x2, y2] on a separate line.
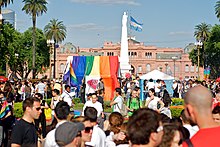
[183, 126, 220, 147]
[146, 97, 161, 110]
[36, 82, 46, 94]
[11, 119, 38, 147]
[82, 101, 103, 117]
[127, 98, 142, 116]
[112, 95, 123, 113]
[61, 90, 72, 107]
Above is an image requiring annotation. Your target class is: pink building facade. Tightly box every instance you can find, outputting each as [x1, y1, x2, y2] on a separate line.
[47, 40, 203, 80]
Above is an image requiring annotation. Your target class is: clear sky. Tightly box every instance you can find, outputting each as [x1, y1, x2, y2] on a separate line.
[4, 0, 220, 48]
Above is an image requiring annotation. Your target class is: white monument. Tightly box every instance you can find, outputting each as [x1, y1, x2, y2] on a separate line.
[119, 12, 131, 77]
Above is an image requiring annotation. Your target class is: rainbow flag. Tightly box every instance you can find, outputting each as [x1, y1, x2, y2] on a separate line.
[0, 101, 10, 119]
[70, 62, 78, 87]
[63, 56, 120, 101]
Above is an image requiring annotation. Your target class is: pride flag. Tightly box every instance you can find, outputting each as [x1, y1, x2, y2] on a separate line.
[63, 56, 119, 101]
[0, 101, 10, 119]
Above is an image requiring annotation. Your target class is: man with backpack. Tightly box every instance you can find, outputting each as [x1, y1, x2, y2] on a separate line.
[126, 88, 142, 116]
[110, 88, 124, 113]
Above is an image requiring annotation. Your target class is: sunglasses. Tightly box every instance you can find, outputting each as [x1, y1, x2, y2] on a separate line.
[34, 107, 41, 111]
[84, 126, 93, 133]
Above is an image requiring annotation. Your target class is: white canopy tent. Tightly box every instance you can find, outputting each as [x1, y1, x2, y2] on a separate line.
[140, 70, 174, 100]
[140, 70, 174, 80]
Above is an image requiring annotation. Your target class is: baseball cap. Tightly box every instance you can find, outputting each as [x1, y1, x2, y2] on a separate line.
[55, 121, 85, 146]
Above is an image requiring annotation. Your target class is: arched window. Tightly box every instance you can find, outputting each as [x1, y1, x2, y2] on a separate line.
[150, 53, 152, 58]
[146, 64, 151, 72]
[138, 66, 142, 73]
[131, 52, 134, 56]
[185, 64, 189, 72]
[134, 52, 137, 56]
[60, 63, 65, 73]
[190, 65, 194, 72]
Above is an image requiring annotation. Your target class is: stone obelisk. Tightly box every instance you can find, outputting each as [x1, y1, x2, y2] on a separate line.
[120, 12, 131, 77]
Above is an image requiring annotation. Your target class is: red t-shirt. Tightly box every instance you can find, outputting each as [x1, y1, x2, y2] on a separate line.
[183, 126, 220, 147]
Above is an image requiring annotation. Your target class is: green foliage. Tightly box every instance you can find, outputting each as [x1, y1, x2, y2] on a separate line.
[171, 98, 184, 106]
[170, 107, 184, 118]
[14, 102, 23, 118]
[13, 101, 185, 118]
[45, 99, 51, 105]
[205, 24, 220, 78]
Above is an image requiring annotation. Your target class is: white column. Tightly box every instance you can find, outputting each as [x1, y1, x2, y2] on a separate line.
[119, 12, 131, 76]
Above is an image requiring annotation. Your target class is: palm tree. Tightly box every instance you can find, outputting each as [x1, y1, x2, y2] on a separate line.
[44, 19, 66, 79]
[215, 0, 220, 21]
[194, 22, 211, 42]
[194, 22, 211, 75]
[22, 0, 47, 79]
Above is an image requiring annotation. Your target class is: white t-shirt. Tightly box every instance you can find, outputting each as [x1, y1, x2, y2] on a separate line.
[155, 82, 161, 93]
[36, 82, 46, 94]
[82, 101, 103, 117]
[160, 107, 172, 119]
[44, 121, 67, 147]
[183, 124, 199, 138]
[61, 91, 72, 107]
[147, 82, 155, 90]
[85, 125, 106, 147]
[146, 96, 161, 110]
[113, 96, 123, 113]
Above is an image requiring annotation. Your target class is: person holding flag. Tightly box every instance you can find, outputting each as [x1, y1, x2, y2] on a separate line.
[0, 91, 13, 147]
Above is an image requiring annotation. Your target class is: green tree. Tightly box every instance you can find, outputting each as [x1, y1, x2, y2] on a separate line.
[191, 23, 211, 68]
[44, 18, 66, 78]
[194, 22, 211, 41]
[204, 25, 220, 78]
[22, 0, 47, 79]
[20, 27, 50, 78]
[215, 0, 220, 21]
[0, 23, 17, 74]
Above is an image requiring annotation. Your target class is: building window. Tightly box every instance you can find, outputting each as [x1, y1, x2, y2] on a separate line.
[175, 65, 179, 72]
[146, 64, 151, 72]
[185, 64, 189, 72]
[145, 52, 152, 58]
[190, 65, 194, 72]
[134, 52, 137, 56]
[138, 65, 142, 73]
[60, 63, 65, 73]
[128, 52, 130, 56]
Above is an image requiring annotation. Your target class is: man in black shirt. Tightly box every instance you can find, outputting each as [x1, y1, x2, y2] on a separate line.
[11, 97, 42, 147]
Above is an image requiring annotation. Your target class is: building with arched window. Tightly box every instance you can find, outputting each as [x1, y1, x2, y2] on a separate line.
[46, 39, 203, 80]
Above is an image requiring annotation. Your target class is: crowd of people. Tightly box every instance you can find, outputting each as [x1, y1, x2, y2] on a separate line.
[0, 76, 220, 146]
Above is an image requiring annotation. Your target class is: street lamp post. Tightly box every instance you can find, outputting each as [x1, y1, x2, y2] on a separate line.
[164, 62, 168, 74]
[195, 40, 203, 80]
[0, 14, 3, 30]
[47, 39, 55, 80]
[172, 56, 178, 79]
